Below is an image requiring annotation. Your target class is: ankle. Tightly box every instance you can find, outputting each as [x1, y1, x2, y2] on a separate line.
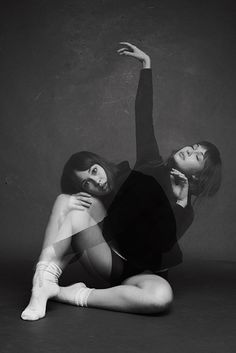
[75, 285, 94, 307]
[33, 261, 62, 286]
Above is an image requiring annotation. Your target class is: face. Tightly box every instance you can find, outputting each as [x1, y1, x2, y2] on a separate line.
[75, 164, 110, 196]
[173, 143, 207, 176]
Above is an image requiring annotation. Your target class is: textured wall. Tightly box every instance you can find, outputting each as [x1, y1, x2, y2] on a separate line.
[1, 0, 236, 261]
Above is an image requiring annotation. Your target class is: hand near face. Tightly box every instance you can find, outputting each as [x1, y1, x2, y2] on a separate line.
[67, 192, 93, 212]
[170, 168, 189, 207]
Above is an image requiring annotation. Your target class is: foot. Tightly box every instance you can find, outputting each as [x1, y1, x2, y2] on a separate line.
[54, 283, 87, 306]
[21, 263, 61, 321]
[21, 283, 59, 321]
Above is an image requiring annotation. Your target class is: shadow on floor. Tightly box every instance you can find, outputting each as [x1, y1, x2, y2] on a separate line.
[1, 258, 236, 353]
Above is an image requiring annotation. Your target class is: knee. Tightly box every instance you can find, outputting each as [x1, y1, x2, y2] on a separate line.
[55, 194, 70, 204]
[146, 281, 173, 314]
[52, 194, 70, 213]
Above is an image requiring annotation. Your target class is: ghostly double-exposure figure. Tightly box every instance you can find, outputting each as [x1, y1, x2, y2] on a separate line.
[21, 43, 222, 320]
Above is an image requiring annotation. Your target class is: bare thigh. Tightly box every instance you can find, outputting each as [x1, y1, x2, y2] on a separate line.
[70, 198, 125, 283]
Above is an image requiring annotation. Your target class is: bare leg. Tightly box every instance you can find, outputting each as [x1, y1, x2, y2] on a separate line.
[67, 201, 123, 282]
[39, 194, 107, 268]
[21, 195, 107, 321]
[52, 198, 173, 315]
[56, 273, 173, 315]
[38, 195, 82, 268]
[21, 262, 62, 321]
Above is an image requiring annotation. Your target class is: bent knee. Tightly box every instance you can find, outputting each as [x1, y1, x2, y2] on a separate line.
[154, 283, 174, 312]
[54, 194, 70, 208]
[144, 281, 173, 314]
[51, 194, 70, 216]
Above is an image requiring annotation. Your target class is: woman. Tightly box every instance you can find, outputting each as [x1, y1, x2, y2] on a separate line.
[21, 43, 222, 320]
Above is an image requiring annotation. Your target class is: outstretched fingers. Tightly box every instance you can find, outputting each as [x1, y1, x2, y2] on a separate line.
[117, 42, 150, 68]
[119, 42, 137, 49]
[117, 46, 136, 57]
[170, 169, 188, 183]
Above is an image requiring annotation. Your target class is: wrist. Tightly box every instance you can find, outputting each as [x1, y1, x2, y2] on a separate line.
[142, 55, 151, 69]
[176, 199, 188, 208]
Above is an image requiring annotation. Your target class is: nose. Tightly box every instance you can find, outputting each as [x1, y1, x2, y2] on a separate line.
[91, 175, 102, 185]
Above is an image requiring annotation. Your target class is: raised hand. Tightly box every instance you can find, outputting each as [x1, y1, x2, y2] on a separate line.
[170, 168, 189, 207]
[117, 42, 151, 68]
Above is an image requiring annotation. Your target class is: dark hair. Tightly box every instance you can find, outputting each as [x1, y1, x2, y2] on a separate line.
[167, 141, 222, 198]
[60, 151, 118, 195]
[192, 141, 222, 198]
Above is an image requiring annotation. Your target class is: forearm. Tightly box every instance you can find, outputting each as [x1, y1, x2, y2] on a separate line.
[172, 203, 194, 240]
[176, 199, 188, 208]
[135, 66, 161, 164]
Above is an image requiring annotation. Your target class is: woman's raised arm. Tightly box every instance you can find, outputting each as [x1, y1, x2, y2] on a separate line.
[117, 42, 162, 167]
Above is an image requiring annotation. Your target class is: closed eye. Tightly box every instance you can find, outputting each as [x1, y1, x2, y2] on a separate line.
[196, 153, 204, 162]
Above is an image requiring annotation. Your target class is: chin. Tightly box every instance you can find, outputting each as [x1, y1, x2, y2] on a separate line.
[173, 154, 178, 164]
[103, 188, 112, 196]
[95, 189, 111, 197]
[167, 154, 178, 169]
[172, 153, 186, 171]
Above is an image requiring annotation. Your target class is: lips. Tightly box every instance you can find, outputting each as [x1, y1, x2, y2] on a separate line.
[100, 182, 108, 191]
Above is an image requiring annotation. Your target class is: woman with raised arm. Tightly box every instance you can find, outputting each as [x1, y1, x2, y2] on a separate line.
[21, 43, 221, 320]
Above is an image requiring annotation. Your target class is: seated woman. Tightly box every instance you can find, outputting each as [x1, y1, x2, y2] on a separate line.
[21, 43, 222, 321]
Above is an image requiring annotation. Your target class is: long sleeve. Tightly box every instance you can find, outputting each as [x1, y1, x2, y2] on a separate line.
[103, 69, 195, 272]
[134, 69, 163, 167]
[172, 203, 194, 240]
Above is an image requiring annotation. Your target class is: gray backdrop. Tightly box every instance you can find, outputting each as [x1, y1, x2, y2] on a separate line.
[1, 0, 235, 263]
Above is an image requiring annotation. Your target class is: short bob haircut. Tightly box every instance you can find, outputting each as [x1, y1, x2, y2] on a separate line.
[60, 151, 118, 195]
[168, 140, 222, 198]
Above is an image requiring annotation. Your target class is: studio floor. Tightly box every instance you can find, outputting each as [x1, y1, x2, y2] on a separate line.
[1, 259, 235, 353]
